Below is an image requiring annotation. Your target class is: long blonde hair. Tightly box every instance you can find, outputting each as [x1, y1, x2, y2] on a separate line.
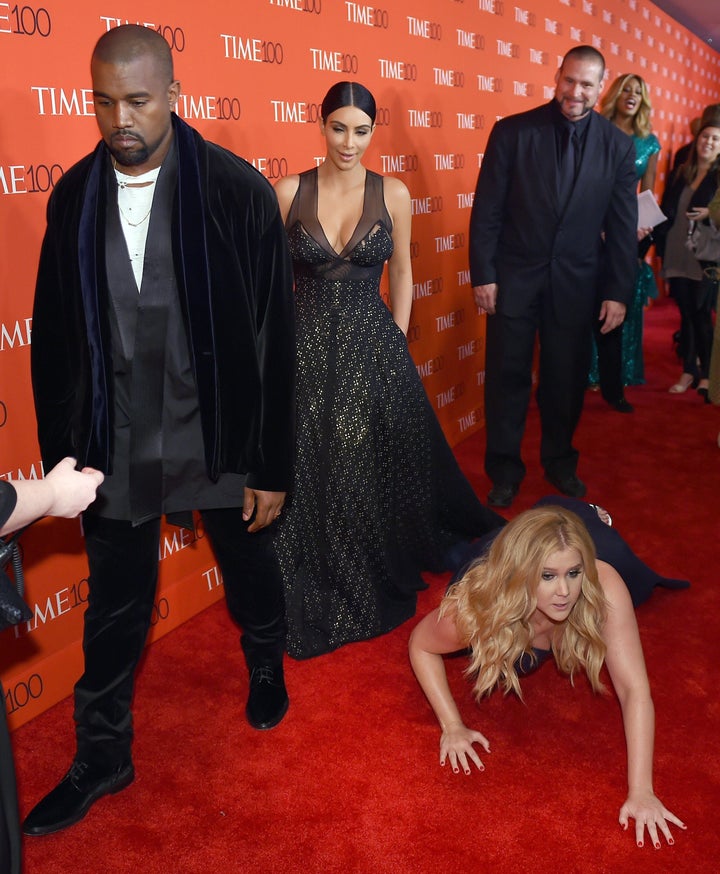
[601, 73, 653, 138]
[441, 507, 608, 700]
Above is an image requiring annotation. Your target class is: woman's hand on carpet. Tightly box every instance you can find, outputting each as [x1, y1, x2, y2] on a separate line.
[439, 723, 490, 775]
[619, 791, 686, 848]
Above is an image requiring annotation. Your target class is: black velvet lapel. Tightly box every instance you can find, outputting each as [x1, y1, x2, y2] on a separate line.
[172, 115, 219, 476]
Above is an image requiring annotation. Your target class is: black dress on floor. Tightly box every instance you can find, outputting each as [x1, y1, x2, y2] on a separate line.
[274, 168, 504, 659]
[451, 495, 690, 608]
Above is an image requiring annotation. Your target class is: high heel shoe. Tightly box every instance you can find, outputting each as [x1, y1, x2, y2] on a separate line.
[697, 380, 710, 403]
[668, 373, 698, 393]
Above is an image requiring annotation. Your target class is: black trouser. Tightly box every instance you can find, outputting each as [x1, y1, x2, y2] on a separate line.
[484, 293, 592, 486]
[669, 276, 713, 379]
[75, 509, 285, 767]
[593, 321, 625, 404]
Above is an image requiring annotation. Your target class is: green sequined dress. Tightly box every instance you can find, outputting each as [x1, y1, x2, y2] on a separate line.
[589, 132, 661, 386]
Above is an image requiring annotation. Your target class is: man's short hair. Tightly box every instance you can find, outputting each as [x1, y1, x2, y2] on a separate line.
[561, 45, 606, 80]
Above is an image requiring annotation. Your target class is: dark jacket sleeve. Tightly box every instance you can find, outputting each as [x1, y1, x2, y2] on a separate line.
[0, 482, 18, 529]
[31, 172, 90, 471]
[468, 119, 515, 287]
[656, 167, 720, 260]
[244, 191, 296, 492]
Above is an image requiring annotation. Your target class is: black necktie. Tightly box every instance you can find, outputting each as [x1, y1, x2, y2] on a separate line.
[557, 125, 578, 207]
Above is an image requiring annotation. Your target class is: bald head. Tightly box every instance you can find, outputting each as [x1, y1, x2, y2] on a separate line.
[92, 24, 174, 84]
[90, 25, 180, 175]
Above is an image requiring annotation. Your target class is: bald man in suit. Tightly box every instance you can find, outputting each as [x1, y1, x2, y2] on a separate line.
[470, 45, 637, 508]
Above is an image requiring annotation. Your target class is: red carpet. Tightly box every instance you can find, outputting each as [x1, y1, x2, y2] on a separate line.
[11, 299, 720, 873]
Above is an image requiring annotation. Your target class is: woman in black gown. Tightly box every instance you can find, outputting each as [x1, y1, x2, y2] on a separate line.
[273, 82, 503, 659]
[1, 459, 103, 874]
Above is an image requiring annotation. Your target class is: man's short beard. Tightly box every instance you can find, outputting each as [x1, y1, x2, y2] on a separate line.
[109, 144, 150, 168]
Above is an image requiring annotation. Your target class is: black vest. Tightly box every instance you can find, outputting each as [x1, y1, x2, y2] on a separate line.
[91, 146, 245, 524]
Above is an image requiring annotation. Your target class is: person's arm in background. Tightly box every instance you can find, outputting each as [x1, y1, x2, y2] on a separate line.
[1, 457, 103, 536]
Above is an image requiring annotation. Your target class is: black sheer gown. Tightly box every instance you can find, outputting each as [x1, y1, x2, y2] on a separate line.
[275, 168, 503, 659]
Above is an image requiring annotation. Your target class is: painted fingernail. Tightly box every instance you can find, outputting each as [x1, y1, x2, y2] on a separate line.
[453, 767, 459, 774]
[464, 769, 470, 775]
[668, 838, 674, 845]
[654, 843, 660, 850]
[637, 842, 643, 848]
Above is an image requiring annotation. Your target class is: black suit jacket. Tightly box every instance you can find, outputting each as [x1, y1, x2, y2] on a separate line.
[469, 101, 638, 327]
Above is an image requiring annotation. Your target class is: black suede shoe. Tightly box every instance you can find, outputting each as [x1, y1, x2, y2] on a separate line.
[487, 482, 519, 508]
[246, 663, 289, 730]
[23, 759, 134, 836]
[544, 472, 587, 498]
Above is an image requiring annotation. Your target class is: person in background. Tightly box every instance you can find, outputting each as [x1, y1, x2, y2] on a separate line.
[672, 117, 701, 172]
[588, 73, 660, 411]
[469, 45, 637, 509]
[673, 106, 720, 172]
[707, 188, 720, 410]
[24, 25, 295, 837]
[1, 458, 104, 874]
[409, 504, 686, 849]
[272, 81, 503, 660]
[657, 117, 720, 399]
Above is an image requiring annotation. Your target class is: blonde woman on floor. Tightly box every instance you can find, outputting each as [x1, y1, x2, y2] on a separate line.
[409, 505, 686, 849]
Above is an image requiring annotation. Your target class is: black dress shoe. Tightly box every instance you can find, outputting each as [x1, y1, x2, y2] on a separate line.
[544, 472, 587, 498]
[23, 759, 134, 836]
[246, 663, 289, 730]
[487, 482, 519, 508]
[610, 398, 634, 413]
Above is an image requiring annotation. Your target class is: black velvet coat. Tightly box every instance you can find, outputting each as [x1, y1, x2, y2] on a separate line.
[31, 115, 296, 492]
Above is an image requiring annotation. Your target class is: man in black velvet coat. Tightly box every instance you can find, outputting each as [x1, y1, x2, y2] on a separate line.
[470, 45, 637, 509]
[25, 25, 296, 835]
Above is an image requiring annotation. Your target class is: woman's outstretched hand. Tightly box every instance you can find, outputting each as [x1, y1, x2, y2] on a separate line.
[619, 791, 686, 848]
[439, 723, 491, 775]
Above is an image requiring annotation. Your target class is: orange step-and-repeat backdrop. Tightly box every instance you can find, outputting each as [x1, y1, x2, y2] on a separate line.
[2, 0, 718, 730]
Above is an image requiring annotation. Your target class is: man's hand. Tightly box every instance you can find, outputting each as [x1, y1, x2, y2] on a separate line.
[473, 283, 498, 315]
[243, 487, 286, 532]
[598, 299, 626, 334]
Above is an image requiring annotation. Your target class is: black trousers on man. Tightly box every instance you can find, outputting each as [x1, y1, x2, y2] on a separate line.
[75, 509, 285, 767]
[593, 321, 625, 405]
[483, 289, 593, 487]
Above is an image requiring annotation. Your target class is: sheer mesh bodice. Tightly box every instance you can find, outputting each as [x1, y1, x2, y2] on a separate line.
[275, 168, 502, 659]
